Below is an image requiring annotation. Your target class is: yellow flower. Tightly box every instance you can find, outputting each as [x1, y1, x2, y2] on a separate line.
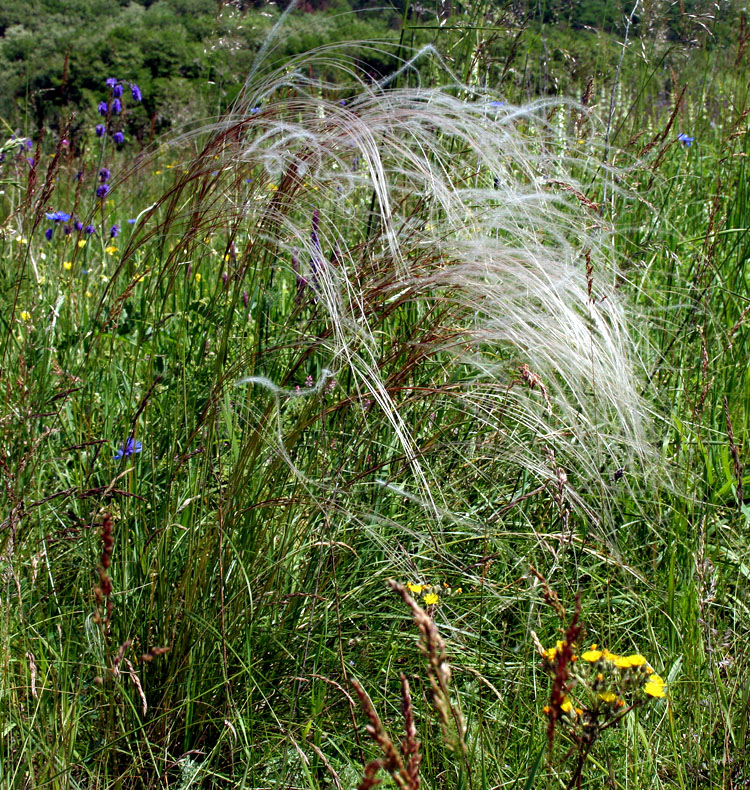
[624, 654, 648, 667]
[545, 640, 567, 661]
[19, 311, 31, 321]
[195, 272, 202, 282]
[560, 697, 573, 713]
[644, 675, 666, 698]
[423, 593, 439, 605]
[85, 290, 92, 298]
[154, 170, 162, 175]
[598, 691, 618, 704]
[105, 245, 118, 255]
[612, 655, 632, 669]
[63, 261, 72, 270]
[78, 239, 86, 248]
[581, 649, 603, 662]
[15, 237, 28, 244]
[406, 582, 423, 594]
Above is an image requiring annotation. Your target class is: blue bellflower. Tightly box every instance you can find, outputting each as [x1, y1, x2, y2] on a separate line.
[131, 83, 142, 102]
[678, 133, 694, 147]
[98, 101, 108, 116]
[112, 98, 122, 114]
[112, 83, 123, 98]
[96, 124, 106, 137]
[110, 224, 120, 238]
[96, 183, 109, 198]
[113, 131, 125, 145]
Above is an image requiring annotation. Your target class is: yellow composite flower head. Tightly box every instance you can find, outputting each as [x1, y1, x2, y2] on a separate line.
[105, 245, 118, 255]
[644, 674, 666, 698]
[598, 691, 619, 704]
[581, 649, 603, 662]
[545, 640, 568, 661]
[406, 582, 423, 594]
[19, 311, 31, 321]
[63, 261, 72, 270]
[624, 654, 648, 668]
[423, 592, 439, 606]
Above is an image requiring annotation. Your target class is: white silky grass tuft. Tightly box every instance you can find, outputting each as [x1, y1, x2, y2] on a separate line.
[183, 49, 656, 538]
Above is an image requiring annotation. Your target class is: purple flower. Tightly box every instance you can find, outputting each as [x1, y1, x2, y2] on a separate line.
[678, 133, 694, 147]
[25, 139, 33, 149]
[96, 183, 109, 198]
[114, 437, 142, 460]
[112, 98, 122, 114]
[95, 124, 106, 138]
[64, 226, 71, 235]
[85, 224, 96, 235]
[112, 83, 123, 98]
[45, 228, 53, 240]
[106, 78, 118, 88]
[74, 220, 83, 231]
[99, 167, 110, 183]
[75, 170, 83, 181]
[27, 158, 35, 167]
[131, 83, 142, 102]
[98, 101, 108, 116]
[109, 224, 120, 238]
[113, 131, 125, 145]
[61, 138, 69, 147]
[127, 218, 137, 224]
[45, 211, 71, 222]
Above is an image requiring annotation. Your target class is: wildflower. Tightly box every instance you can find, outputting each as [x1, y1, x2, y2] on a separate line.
[63, 261, 72, 270]
[99, 168, 110, 183]
[73, 220, 83, 231]
[423, 592, 439, 605]
[78, 239, 87, 248]
[45, 211, 71, 222]
[98, 101, 108, 116]
[195, 272, 201, 282]
[25, 139, 33, 149]
[113, 131, 125, 145]
[131, 83, 142, 102]
[96, 184, 109, 198]
[85, 290, 92, 298]
[678, 133, 694, 147]
[45, 228, 53, 241]
[61, 138, 69, 147]
[14, 237, 28, 244]
[75, 170, 83, 182]
[406, 582, 423, 594]
[95, 124, 106, 138]
[105, 245, 118, 255]
[85, 224, 96, 235]
[112, 83, 123, 98]
[560, 697, 574, 714]
[644, 674, 666, 698]
[581, 649, 603, 662]
[27, 158, 35, 167]
[112, 99, 122, 114]
[20, 311, 31, 321]
[127, 218, 137, 224]
[598, 691, 619, 704]
[109, 224, 120, 238]
[106, 77, 118, 88]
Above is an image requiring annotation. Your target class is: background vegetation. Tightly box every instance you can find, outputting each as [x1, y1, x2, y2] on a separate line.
[1, 0, 749, 788]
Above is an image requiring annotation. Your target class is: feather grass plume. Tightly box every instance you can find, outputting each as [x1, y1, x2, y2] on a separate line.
[125, 44, 655, 545]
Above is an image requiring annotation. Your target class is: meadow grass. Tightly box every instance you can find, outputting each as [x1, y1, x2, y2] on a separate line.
[1, 13, 750, 790]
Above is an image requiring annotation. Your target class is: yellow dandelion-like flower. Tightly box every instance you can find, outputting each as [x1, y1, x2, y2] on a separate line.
[406, 582, 423, 594]
[598, 691, 618, 704]
[560, 697, 573, 713]
[423, 593, 439, 605]
[223, 253, 231, 263]
[105, 245, 118, 255]
[644, 675, 666, 698]
[19, 311, 31, 321]
[78, 239, 86, 248]
[612, 655, 632, 669]
[63, 261, 72, 270]
[624, 654, 648, 667]
[154, 170, 162, 175]
[195, 272, 202, 282]
[581, 649, 603, 662]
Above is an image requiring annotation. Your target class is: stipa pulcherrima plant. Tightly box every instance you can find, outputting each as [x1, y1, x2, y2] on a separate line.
[142, 46, 656, 540]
